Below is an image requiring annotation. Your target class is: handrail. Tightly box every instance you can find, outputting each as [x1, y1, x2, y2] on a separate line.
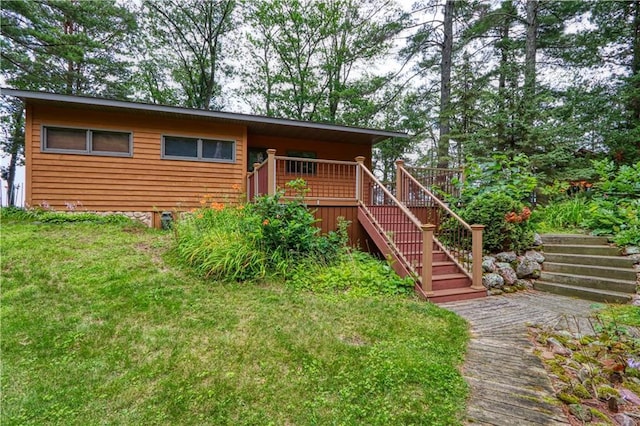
[274, 156, 357, 166]
[359, 164, 422, 229]
[401, 168, 472, 231]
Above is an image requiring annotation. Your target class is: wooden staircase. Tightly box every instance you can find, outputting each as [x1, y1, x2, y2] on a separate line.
[535, 234, 637, 303]
[358, 205, 486, 303]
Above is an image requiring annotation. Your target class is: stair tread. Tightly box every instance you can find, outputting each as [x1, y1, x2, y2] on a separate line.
[432, 273, 469, 281]
[544, 253, 633, 261]
[540, 271, 636, 284]
[544, 262, 636, 273]
[535, 281, 634, 298]
[543, 243, 618, 249]
[430, 287, 487, 296]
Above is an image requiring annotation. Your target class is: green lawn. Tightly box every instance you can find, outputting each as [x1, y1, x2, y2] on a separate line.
[1, 220, 469, 425]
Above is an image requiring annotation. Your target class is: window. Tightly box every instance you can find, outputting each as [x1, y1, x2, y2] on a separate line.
[43, 126, 132, 156]
[286, 151, 317, 175]
[162, 135, 235, 162]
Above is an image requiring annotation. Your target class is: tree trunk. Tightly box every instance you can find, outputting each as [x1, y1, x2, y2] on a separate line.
[631, 0, 640, 122]
[438, 0, 454, 169]
[524, 0, 538, 104]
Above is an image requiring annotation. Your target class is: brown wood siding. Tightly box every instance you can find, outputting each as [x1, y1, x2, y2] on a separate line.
[27, 103, 247, 212]
[248, 134, 372, 165]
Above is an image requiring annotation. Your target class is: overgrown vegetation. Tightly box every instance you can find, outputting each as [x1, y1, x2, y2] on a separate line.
[449, 154, 536, 253]
[1, 206, 138, 226]
[174, 180, 413, 296]
[531, 160, 640, 246]
[1, 214, 469, 424]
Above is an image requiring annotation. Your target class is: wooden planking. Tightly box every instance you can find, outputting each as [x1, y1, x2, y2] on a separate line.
[249, 134, 372, 165]
[27, 102, 248, 211]
[313, 206, 370, 248]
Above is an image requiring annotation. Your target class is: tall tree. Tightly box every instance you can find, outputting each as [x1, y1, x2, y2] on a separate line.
[1, 0, 136, 205]
[240, 0, 405, 125]
[438, 0, 454, 168]
[141, 0, 237, 110]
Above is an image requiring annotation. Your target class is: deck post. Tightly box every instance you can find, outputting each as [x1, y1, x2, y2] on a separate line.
[395, 159, 404, 203]
[267, 149, 276, 196]
[253, 162, 261, 197]
[421, 224, 436, 295]
[355, 156, 365, 203]
[470, 224, 485, 290]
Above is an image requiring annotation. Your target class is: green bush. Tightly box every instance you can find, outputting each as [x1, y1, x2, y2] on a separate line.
[583, 160, 640, 246]
[459, 192, 534, 253]
[174, 180, 348, 282]
[287, 251, 415, 297]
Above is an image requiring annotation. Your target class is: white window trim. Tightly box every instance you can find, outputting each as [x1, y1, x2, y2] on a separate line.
[161, 134, 236, 163]
[41, 125, 133, 157]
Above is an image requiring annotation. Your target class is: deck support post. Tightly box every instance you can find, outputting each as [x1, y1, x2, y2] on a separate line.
[253, 162, 261, 198]
[395, 159, 404, 203]
[267, 149, 276, 196]
[355, 156, 365, 203]
[421, 224, 436, 295]
[470, 224, 485, 290]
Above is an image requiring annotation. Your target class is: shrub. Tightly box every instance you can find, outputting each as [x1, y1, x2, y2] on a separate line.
[0, 207, 136, 225]
[459, 192, 534, 253]
[287, 251, 414, 296]
[174, 181, 348, 282]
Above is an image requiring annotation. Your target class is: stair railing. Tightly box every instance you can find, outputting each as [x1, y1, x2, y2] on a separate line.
[396, 160, 485, 290]
[355, 157, 435, 295]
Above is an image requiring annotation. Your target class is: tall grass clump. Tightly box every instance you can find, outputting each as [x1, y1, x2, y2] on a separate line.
[530, 196, 590, 233]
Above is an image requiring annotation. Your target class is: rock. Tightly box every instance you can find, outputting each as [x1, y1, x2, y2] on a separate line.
[488, 288, 504, 296]
[613, 414, 635, 426]
[568, 404, 592, 422]
[482, 257, 497, 273]
[496, 262, 517, 285]
[503, 285, 517, 293]
[524, 250, 545, 264]
[483, 273, 505, 289]
[620, 389, 640, 406]
[533, 233, 543, 247]
[624, 246, 640, 255]
[548, 337, 572, 356]
[629, 253, 640, 264]
[516, 258, 542, 279]
[496, 251, 517, 263]
[514, 279, 533, 290]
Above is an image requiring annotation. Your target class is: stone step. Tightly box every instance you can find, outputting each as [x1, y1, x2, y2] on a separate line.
[543, 244, 621, 256]
[539, 271, 636, 294]
[543, 252, 635, 268]
[534, 281, 634, 304]
[543, 262, 637, 281]
[540, 234, 611, 245]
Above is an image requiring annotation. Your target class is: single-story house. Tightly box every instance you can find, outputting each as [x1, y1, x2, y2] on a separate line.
[2, 88, 485, 303]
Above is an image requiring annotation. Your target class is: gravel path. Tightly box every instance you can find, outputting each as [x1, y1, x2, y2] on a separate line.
[442, 291, 599, 425]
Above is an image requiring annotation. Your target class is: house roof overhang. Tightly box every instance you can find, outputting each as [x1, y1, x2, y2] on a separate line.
[1, 88, 408, 145]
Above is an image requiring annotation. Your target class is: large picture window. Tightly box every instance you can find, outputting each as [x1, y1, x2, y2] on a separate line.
[43, 126, 132, 156]
[162, 135, 235, 162]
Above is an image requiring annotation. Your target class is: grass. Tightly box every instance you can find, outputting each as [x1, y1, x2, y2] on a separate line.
[1, 219, 469, 425]
[595, 304, 640, 327]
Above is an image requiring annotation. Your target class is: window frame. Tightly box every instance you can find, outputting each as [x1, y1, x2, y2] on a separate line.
[41, 125, 133, 157]
[161, 134, 236, 163]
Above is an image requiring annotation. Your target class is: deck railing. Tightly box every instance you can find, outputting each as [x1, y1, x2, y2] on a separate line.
[247, 149, 358, 204]
[404, 165, 464, 198]
[396, 160, 484, 290]
[356, 157, 436, 295]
